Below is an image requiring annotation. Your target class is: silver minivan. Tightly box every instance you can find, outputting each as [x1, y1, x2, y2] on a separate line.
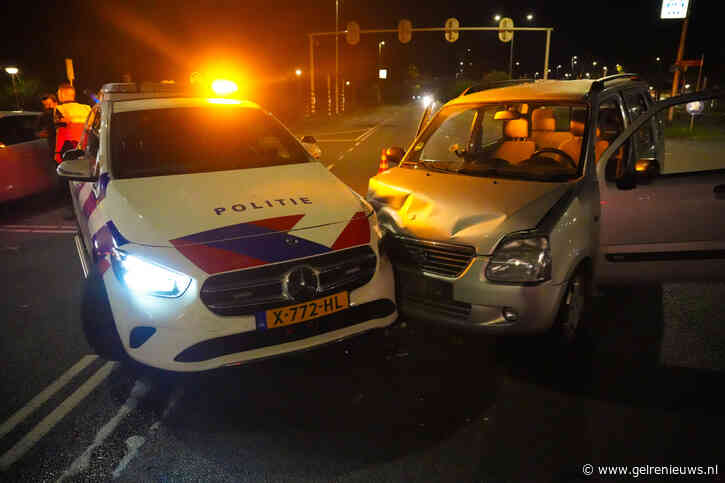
[367, 75, 725, 343]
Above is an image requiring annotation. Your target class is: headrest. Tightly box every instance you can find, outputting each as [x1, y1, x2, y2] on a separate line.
[504, 118, 529, 139]
[531, 109, 555, 131]
[569, 120, 585, 137]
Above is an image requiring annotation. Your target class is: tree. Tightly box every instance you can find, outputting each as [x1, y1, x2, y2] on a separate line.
[481, 70, 511, 83]
[1, 76, 43, 110]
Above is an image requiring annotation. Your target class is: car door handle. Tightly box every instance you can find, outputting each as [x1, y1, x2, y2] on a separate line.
[715, 185, 725, 200]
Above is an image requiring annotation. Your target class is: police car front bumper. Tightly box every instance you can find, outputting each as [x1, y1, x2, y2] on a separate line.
[103, 251, 398, 372]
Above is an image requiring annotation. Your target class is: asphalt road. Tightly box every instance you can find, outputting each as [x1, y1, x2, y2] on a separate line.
[1, 103, 724, 482]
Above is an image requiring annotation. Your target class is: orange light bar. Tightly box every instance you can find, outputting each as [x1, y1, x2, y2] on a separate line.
[207, 98, 242, 105]
[211, 79, 238, 95]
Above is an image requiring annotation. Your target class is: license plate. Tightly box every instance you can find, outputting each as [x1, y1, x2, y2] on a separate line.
[260, 292, 349, 329]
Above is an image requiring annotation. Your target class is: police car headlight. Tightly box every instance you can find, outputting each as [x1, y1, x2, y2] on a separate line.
[485, 235, 551, 283]
[111, 249, 191, 298]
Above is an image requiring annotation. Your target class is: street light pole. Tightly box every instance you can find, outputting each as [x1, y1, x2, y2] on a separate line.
[5, 67, 20, 110]
[334, 0, 340, 115]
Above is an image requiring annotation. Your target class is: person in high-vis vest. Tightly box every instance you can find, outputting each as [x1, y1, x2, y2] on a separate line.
[54, 83, 91, 164]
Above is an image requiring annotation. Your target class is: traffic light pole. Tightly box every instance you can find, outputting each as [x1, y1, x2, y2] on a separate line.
[307, 25, 554, 115]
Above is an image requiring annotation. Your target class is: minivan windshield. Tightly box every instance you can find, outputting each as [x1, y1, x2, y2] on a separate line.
[412, 102, 590, 181]
[110, 106, 310, 179]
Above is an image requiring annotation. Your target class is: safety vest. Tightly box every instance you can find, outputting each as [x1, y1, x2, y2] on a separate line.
[55, 103, 90, 163]
[56, 102, 91, 123]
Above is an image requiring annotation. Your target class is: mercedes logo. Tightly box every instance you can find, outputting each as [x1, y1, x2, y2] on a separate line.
[283, 266, 319, 301]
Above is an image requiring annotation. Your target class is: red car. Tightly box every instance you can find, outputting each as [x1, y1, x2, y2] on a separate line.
[0, 111, 57, 203]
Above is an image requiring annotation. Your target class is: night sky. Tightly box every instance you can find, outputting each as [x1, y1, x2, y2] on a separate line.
[1, 0, 721, 103]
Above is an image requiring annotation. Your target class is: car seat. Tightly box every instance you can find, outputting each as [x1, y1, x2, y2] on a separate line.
[530, 108, 573, 149]
[493, 118, 536, 165]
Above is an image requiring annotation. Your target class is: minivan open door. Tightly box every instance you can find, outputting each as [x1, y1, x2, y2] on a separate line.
[596, 89, 725, 283]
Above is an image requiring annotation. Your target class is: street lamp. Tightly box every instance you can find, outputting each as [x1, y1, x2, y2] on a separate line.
[378, 41, 385, 64]
[493, 14, 501, 21]
[4, 66, 20, 110]
[526, 13, 534, 21]
[656, 57, 661, 62]
[592, 61, 598, 67]
[295, 68, 302, 77]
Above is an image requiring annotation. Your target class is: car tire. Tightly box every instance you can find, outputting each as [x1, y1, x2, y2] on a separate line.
[82, 266, 126, 361]
[549, 264, 592, 346]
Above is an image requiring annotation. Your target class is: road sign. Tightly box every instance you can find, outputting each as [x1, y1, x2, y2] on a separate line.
[498, 18, 514, 42]
[398, 19, 412, 44]
[346, 21, 360, 45]
[65, 58, 74, 85]
[444, 18, 460, 43]
[661, 0, 691, 19]
[686, 100, 704, 115]
[677, 59, 703, 68]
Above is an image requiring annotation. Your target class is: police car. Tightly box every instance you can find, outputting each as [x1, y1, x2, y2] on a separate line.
[57, 81, 397, 371]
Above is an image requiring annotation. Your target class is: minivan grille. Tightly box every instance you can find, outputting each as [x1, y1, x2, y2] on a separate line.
[385, 235, 475, 278]
[201, 245, 377, 316]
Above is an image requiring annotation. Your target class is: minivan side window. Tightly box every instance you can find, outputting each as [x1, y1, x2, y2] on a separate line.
[599, 98, 628, 181]
[623, 89, 655, 159]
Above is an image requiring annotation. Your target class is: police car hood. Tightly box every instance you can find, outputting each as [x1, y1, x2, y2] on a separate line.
[104, 163, 370, 250]
[368, 167, 571, 255]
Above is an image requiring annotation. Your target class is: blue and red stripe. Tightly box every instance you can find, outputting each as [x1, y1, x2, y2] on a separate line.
[171, 212, 370, 275]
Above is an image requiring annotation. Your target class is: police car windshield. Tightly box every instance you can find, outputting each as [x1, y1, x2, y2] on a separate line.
[110, 106, 310, 179]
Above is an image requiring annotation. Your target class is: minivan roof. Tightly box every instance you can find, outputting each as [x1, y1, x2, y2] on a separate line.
[447, 76, 647, 106]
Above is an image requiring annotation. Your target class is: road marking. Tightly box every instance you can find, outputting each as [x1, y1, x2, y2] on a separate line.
[0, 355, 98, 441]
[0, 361, 118, 471]
[0, 224, 75, 229]
[314, 139, 357, 143]
[74, 234, 89, 279]
[0, 227, 77, 234]
[307, 128, 368, 135]
[111, 435, 145, 479]
[57, 378, 151, 481]
[354, 125, 378, 142]
[326, 164, 335, 170]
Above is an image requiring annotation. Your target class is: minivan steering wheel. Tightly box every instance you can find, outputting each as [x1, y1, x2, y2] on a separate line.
[529, 148, 577, 169]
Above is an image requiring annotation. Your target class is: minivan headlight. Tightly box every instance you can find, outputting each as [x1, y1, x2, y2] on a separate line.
[485, 235, 551, 283]
[111, 249, 191, 298]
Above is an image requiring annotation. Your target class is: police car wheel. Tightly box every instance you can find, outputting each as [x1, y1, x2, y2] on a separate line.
[82, 266, 126, 361]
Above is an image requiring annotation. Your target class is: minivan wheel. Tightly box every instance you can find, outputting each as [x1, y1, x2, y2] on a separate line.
[550, 267, 592, 345]
[82, 267, 126, 361]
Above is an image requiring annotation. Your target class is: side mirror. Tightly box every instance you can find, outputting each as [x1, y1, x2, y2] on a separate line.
[634, 158, 660, 185]
[57, 157, 97, 182]
[300, 135, 322, 159]
[62, 148, 85, 161]
[383, 146, 405, 167]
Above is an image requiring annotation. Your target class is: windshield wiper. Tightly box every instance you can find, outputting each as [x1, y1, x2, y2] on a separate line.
[418, 160, 456, 173]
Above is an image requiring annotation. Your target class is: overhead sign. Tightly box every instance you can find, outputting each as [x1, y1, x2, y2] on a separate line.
[686, 100, 704, 115]
[498, 17, 514, 43]
[346, 21, 360, 45]
[661, 0, 691, 19]
[398, 19, 412, 44]
[444, 18, 460, 43]
[677, 59, 703, 68]
[378, 68, 388, 80]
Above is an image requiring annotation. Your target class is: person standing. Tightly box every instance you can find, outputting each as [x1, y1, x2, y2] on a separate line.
[35, 93, 59, 164]
[54, 83, 90, 163]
